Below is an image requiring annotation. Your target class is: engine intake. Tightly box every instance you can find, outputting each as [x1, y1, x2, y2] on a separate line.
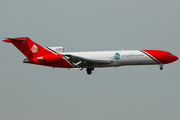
[48, 47, 64, 52]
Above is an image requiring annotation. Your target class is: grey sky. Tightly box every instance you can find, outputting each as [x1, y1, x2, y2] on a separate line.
[0, 0, 180, 120]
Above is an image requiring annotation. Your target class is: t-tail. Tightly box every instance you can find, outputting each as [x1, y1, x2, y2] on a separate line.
[3, 37, 63, 64]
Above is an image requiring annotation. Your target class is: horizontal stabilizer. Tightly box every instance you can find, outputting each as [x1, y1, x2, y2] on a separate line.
[3, 37, 26, 43]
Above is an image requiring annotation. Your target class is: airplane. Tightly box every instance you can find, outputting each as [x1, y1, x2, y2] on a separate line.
[3, 37, 178, 75]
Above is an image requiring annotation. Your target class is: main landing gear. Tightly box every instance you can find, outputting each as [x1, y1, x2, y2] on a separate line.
[86, 68, 94, 75]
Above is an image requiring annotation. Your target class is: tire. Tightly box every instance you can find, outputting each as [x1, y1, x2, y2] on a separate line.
[160, 66, 163, 70]
[86, 68, 92, 75]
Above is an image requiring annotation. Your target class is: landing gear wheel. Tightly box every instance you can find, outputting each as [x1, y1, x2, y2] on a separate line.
[86, 68, 92, 75]
[160, 66, 163, 70]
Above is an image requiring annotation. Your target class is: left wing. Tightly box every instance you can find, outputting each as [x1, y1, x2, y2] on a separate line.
[63, 54, 112, 68]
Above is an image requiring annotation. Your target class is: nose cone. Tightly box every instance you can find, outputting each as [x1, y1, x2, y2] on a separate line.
[172, 55, 178, 62]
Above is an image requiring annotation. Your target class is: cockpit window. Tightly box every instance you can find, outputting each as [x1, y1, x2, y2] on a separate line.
[167, 53, 172, 55]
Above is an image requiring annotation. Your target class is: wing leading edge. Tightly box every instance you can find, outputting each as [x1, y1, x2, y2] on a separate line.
[63, 54, 112, 68]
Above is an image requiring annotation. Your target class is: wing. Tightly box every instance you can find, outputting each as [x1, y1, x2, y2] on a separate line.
[63, 54, 112, 68]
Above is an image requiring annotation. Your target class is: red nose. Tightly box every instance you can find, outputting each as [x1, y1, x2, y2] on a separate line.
[172, 55, 178, 62]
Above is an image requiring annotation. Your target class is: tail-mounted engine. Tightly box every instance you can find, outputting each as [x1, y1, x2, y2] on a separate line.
[48, 47, 64, 53]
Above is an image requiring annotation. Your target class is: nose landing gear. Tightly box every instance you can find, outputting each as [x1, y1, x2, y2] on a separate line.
[160, 66, 163, 70]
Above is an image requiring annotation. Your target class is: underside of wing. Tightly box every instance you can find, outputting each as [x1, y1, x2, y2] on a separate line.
[63, 54, 112, 68]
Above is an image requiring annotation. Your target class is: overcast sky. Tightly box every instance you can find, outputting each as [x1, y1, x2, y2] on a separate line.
[0, 0, 180, 120]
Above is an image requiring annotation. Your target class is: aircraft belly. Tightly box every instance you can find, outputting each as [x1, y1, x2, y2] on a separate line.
[119, 58, 157, 65]
[94, 58, 157, 68]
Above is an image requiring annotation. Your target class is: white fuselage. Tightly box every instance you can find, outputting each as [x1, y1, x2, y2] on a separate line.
[61, 50, 158, 68]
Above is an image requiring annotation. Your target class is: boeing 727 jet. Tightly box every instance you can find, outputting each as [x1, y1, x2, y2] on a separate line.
[3, 37, 178, 75]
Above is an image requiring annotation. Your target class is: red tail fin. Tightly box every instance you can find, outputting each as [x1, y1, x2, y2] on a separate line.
[3, 37, 53, 59]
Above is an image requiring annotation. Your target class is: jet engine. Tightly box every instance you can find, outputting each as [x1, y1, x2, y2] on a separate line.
[48, 47, 64, 52]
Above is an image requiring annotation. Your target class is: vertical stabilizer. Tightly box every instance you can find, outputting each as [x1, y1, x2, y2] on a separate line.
[3, 37, 54, 59]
